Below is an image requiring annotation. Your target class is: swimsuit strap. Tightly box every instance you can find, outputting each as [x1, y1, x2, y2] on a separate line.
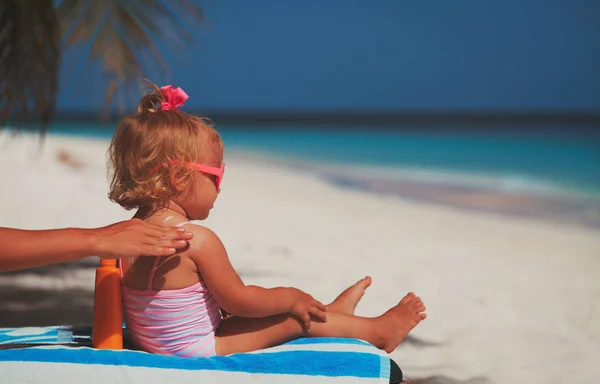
[146, 257, 162, 290]
[146, 221, 192, 290]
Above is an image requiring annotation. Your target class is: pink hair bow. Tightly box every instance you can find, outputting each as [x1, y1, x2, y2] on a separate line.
[160, 85, 189, 111]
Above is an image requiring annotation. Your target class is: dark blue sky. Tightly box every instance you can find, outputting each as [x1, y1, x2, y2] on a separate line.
[57, 0, 600, 113]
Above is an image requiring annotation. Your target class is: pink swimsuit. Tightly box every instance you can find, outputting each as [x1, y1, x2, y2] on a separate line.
[120, 223, 223, 358]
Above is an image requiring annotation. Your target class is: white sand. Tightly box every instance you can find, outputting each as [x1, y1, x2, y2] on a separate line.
[0, 132, 599, 383]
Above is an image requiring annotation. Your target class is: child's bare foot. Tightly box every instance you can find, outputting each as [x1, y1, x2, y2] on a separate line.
[374, 292, 426, 353]
[327, 276, 372, 315]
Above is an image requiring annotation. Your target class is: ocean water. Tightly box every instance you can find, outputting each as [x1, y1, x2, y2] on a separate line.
[50, 122, 600, 200]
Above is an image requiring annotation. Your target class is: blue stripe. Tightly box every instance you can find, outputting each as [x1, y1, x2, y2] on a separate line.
[0, 348, 384, 378]
[379, 354, 390, 381]
[283, 337, 371, 346]
[0, 328, 60, 344]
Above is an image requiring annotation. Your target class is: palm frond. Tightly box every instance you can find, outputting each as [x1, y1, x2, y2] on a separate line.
[0, 0, 60, 134]
[56, 0, 206, 116]
[0, 0, 205, 133]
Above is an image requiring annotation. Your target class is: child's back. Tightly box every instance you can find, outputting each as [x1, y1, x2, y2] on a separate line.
[120, 214, 223, 357]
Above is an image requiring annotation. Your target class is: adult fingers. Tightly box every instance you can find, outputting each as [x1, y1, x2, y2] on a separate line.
[137, 222, 170, 239]
[162, 227, 193, 241]
[143, 244, 177, 257]
[144, 236, 188, 250]
[143, 222, 193, 241]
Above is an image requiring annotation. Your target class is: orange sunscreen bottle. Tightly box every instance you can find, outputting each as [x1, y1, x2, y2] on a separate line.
[92, 259, 123, 349]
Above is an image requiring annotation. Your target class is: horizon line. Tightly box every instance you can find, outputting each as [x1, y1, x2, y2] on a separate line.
[49, 110, 600, 126]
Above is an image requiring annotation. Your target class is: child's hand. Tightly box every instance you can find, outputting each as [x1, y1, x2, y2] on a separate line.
[289, 288, 327, 331]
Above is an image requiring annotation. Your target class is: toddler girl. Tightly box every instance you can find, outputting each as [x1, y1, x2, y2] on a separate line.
[109, 83, 426, 357]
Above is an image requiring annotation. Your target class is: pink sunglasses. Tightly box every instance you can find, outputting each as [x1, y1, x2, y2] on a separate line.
[151, 160, 225, 190]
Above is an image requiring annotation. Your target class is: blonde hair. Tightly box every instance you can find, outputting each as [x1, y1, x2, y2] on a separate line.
[108, 83, 223, 211]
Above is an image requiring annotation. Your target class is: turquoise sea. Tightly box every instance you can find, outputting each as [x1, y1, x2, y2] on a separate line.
[49, 122, 600, 228]
[51, 122, 600, 195]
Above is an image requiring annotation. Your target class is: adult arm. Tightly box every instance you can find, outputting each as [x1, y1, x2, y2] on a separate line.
[0, 219, 193, 271]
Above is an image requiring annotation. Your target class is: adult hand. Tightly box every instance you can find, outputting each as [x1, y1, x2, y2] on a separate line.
[92, 218, 193, 259]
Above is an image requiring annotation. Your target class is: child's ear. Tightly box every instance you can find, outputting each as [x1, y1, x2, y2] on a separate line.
[168, 168, 186, 192]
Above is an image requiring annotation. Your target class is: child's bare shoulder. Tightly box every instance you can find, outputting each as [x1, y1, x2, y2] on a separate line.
[181, 223, 226, 257]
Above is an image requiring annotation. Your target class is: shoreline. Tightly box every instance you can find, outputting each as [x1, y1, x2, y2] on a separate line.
[225, 149, 600, 231]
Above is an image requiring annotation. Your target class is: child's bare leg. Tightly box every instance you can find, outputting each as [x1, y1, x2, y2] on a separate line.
[327, 276, 372, 315]
[220, 276, 370, 320]
[215, 292, 425, 356]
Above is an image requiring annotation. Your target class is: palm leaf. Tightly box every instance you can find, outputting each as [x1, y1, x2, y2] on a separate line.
[0, 0, 205, 133]
[57, 0, 206, 116]
[0, 0, 60, 134]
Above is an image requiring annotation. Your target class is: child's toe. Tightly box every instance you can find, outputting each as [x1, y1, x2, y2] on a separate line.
[399, 294, 413, 305]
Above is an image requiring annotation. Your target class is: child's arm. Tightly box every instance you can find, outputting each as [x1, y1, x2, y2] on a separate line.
[0, 220, 193, 271]
[186, 225, 327, 325]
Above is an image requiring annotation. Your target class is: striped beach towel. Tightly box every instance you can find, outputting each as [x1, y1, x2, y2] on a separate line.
[0, 326, 394, 384]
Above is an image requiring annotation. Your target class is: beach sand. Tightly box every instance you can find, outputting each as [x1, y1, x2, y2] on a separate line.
[0, 132, 599, 383]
